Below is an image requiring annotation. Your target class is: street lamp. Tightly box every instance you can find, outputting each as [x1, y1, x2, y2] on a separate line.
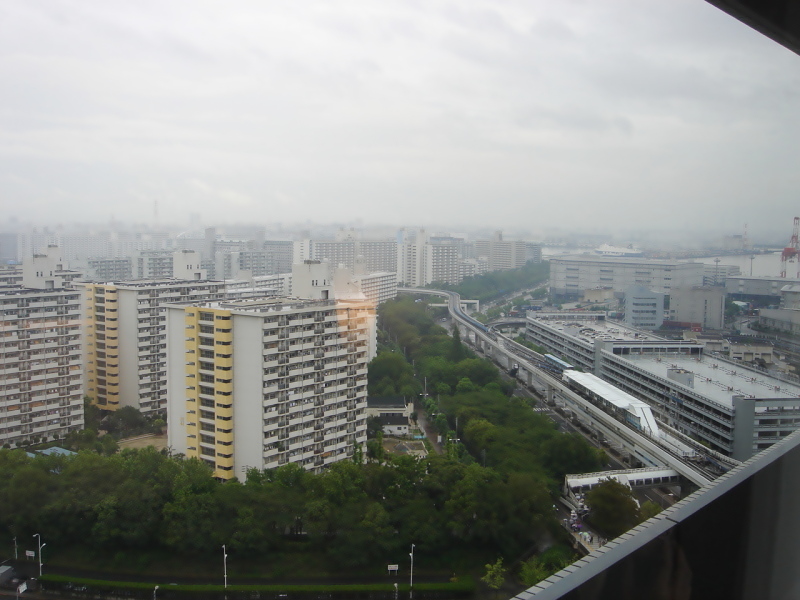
[409, 543, 415, 598]
[222, 545, 228, 589]
[153, 585, 159, 600]
[32, 534, 44, 577]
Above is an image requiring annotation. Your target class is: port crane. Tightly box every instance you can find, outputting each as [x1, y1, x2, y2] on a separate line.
[780, 217, 800, 278]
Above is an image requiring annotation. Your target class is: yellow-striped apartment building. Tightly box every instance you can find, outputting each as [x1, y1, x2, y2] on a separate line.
[166, 297, 376, 479]
[80, 280, 225, 414]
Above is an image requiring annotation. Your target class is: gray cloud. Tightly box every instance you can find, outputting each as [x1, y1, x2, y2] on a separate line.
[0, 0, 798, 236]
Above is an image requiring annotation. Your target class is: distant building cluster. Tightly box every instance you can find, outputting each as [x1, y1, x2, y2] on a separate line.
[1, 226, 542, 287]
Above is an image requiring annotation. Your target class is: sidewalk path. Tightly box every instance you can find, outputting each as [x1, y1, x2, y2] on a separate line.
[413, 401, 443, 455]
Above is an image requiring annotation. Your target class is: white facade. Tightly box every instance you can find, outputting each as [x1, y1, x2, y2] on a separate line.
[526, 242, 543, 264]
[292, 239, 313, 264]
[77, 257, 133, 281]
[132, 250, 204, 280]
[0, 280, 84, 448]
[474, 232, 528, 271]
[20, 230, 171, 262]
[460, 258, 490, 280]
[213, 250, 286, 280]
[292, 261, 333, 300]
[624, 286, 665, 330]
[703, 264, 741, 286]
[350, 271, 397, 306]
[550, 255, 704, 298]
[669, 286, 725, 330]
[173, 250, 206, 280]
[306, 238, 398, 274]
[225, 267, 396, 307]
[166, 297, 375, 478]
[223, 273, 292, 300]
[22, 246, 83, 290]
[397, 230, 461, 287]
[759, 308, 800, 335]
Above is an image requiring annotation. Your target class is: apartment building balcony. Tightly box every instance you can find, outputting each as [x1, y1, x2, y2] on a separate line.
[287, 353, 306, 365]
[215, 429, 234, 444]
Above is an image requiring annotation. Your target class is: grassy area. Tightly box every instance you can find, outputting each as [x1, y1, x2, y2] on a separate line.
[40, 573, 476, 598]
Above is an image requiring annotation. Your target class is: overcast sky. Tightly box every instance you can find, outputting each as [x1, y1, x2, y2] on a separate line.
[1, 0, 799, 238]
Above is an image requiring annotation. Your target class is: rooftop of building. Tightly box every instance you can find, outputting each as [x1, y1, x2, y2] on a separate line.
[615, 353, 800, 407]
[551, 254, 702, 267]
[78, 278, 224, 288]
[530, 314, 668, 344]
[167, 296, 372, 314]
[352, 271, 396, 279]
[367, 396, 408, 409]
[727, 275, 800, 282]
[0, 284, 81, 296]
[379, 414, 411, 426]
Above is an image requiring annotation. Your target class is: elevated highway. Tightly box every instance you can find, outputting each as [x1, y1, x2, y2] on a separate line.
[399, 287, 725, 488]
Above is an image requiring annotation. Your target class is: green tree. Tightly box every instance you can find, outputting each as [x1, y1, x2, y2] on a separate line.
[481, 557, 507, 594]
[91, 478, 162, 548]
[540, 434, 603, 480]
[162, 492, 222, 553]
[83, 396, 102, 431]
[435, 382, 451, 395]
[449, 326, 467, 362]
[368, 352, 414, 395]
[639, 500, 663, 522]
[456, 377, 477, 393]
[586, 478, 641, 538]
[103, 406, 147, 436]
[463, 418, 497, 451]
[455, 358, 499, 387]
[520, 545, 575, 586]
[367, 431, 386, 463]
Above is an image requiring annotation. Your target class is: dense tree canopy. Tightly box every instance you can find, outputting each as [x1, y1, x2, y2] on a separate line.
[585, 478, 642, 538]
[0, 447, 556, 565]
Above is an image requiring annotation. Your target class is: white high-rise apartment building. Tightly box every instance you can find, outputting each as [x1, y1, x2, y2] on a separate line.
[80, 278, 225, 414]
[165, 296, 375, 479]
[133, 250, 205, 280]
[0, 248, 84, 448]
[349, 272, 397, 306]
[474, 231, 528, 271]
[397, 229, 461, 287]
[297, 232, 398, 275]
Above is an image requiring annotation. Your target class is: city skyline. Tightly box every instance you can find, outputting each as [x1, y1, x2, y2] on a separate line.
[1, 1, 799, 237]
